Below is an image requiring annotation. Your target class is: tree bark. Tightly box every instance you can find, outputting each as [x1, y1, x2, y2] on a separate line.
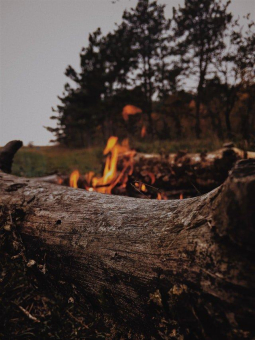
[0, 159, 255, 338]
[0, 140, 23, 173]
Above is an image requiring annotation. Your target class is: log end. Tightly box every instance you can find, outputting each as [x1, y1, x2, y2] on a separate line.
[212, 159, 255, 250]
[0, 140, 23, 173]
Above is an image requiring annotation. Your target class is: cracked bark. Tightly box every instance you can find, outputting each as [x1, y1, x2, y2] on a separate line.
[0, 143, 255, 338]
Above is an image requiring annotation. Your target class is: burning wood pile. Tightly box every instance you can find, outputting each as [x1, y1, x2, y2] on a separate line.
[58, 137, 254, 200]
[68, 137, 136, 195]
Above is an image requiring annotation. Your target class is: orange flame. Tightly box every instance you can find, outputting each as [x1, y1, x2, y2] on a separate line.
[180, 193, 183, 199]
[122, 105, 142, 121]
[69, 137, 170, 200]
[147, 172, 155, 185]
[103, 136, 118, 155]
[57, 177, 63, 185]
[92, 137, 119, 193]
[69, 137, 135, 195]
[141, 125, 146, 138]
[90, 136, 135, 194]
[141, 183, 146, 192]
[70, 170, 80, 188]
[157, 192, 167, 200]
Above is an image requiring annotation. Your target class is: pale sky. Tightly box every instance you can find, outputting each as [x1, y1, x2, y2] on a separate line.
[0, 0, 254, 146]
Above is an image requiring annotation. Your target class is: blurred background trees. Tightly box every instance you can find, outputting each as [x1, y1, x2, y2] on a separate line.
[47, 0, 255, 148]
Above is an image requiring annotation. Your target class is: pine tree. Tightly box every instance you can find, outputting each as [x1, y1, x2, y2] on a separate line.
[173, 0, 232, 138]
[48, 25, 136, 146]
[122, 0, 170, 135]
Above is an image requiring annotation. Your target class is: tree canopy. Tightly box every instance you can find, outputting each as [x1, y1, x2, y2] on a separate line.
[47, 0, 255, 147]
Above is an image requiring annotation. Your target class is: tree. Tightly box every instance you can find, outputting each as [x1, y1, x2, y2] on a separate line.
[47, 0, 253, 145]
[123, 0, 170, 136]
[212, 16, 255, 138]
[47, 29, 107, 147]
[173, 0, 232, 138]
[48, 23, 139, 146]
[228, 18, 255, 140]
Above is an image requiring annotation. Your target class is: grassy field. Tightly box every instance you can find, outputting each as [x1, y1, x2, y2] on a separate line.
[12, 138, 248, 177]
[12, 146, 103, 177]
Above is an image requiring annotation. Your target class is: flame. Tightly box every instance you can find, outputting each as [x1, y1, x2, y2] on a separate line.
[180, 193, 183, 199]
[141, 184, 146, 192]
[68, 138, 169, 200]
[70, 170, 80, 188]
[57, 177, 63, 185]
[141, 125, 146, 138]
[147, 172, 155, 185]
[157, 192, 168, 200]
[103, 136, 118, 155]
[122, 105, 142, 121]
[89, 136, 135, 194]
[102, 145, 118, 186]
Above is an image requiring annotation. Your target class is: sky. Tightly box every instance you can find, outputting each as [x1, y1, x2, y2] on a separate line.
[0, 0, 254, 146]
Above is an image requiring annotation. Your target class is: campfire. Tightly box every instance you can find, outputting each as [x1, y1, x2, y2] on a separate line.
[69, 136, 165, 198]
[59, 139, 254, 201]
[69, 137, 132, 194]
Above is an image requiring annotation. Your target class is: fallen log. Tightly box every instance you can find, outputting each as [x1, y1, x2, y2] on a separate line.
[123, 145, 255, 198]
[0, 147, 255, 338]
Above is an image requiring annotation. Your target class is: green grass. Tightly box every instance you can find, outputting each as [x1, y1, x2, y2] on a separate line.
[131, 138, 224, 154]
[12, 146, 103, 177]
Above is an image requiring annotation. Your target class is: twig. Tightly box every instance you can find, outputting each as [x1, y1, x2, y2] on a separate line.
[185, 175, 202, 195]
[130, 183, 149, 198]
[133, 180, 161, 192]
[18, 305, 40, 323]
[66, 310, 89, 329]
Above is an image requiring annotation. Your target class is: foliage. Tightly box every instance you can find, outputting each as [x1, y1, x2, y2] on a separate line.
[46, 0, 255, 147]
[172, 0, 233, 138]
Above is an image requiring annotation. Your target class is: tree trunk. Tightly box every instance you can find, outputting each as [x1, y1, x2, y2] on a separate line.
[224, 107, 232, 136]
[0, 158, 255, 338]
[195, 97, 202, 139]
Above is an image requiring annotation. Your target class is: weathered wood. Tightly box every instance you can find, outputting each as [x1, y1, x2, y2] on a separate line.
[0, 140, 23, 173]
[0, 159, 254, 339]
[132, 146, 255, 164]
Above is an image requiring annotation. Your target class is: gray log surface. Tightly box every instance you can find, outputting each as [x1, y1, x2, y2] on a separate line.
[0, 158, 255, 339]
[0, 140, 255, 338]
